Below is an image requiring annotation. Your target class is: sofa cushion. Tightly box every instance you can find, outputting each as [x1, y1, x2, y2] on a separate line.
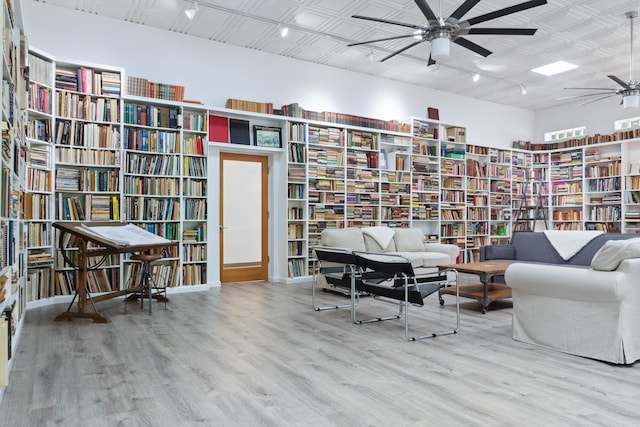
[320, 228, 367, 252]
[393, 228, 426, 252]
[483, 244, 515, 260]
[391, 252, 424, 269]
[394, 251, 450, 268]
[362, 227, 396, 252]
[591, 237, 640, 271]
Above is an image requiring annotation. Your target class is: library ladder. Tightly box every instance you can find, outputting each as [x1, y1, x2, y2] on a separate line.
[512, 180, 548, 232]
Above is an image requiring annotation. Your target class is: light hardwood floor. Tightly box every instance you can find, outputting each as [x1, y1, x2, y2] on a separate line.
[2, 278, 640, 426]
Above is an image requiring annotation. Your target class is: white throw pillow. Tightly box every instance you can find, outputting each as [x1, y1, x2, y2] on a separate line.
[393, 228, 426, 252]
[591, 238, 640, 271]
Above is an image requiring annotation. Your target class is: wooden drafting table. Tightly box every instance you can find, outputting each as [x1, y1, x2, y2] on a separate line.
[52, 222, 177, 323]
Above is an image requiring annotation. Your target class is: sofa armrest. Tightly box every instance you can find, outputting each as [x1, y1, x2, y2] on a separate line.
[480, 244, 515, 261]
[504, 260, 640, 303]
[422, 243, 459, 264]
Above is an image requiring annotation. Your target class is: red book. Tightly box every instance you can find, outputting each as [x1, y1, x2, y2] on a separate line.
[209, 115, 229, 143]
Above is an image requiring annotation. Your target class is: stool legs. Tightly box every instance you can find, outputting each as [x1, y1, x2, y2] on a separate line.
[125, 258, 167, 314]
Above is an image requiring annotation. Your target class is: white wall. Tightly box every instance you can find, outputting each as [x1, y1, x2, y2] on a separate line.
[22, 1, 534, 148]
[534, 96, 640, 138]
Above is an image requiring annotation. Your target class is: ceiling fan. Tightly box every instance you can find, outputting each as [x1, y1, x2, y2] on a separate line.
[560, 11, 640, 109]
[347, 0, 547, 65]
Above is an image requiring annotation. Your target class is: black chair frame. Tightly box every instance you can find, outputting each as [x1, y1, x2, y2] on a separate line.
[312, 247, 361, 321]
[353, 252, 460, 341]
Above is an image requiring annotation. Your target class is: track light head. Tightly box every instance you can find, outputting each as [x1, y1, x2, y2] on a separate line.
[520, 84, 527, 96]
[185, 2, 198, 20]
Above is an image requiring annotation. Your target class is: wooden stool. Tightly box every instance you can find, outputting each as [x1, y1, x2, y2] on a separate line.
[126, 253, 168, 314]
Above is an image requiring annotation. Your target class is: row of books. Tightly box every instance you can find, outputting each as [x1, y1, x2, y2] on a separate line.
[57, 91, 120, 122]
[27, 118, 51, 141]
[183, 156, 206, 177]
[55, 120, 121, 149]
[55, 68, 121, 96]
[57, 194, 119, 221]
[523, 128, 640, 151]
[184, 199, 206, 220]
[183, 178, 206, 197]
[28, 81, 51, 113]
[123, 128, 179, 153]
[57, 146, 120, 166]
[183, 135, 205, 155]
[183, 243, 206, 262]
[123, 103, 180, 129]
[124, 196, 179, 221]
[26, 168, 50, 192]
[225, 98, 274, 114]
[182, 111, 206, 132]
[183, 264, 205, 286]
[183, 225, 206, 242]
[126, 76, 184, 102]
[26, 267, 53, 302]
[127, 153, 179, 176]
[55, 167, 119, 192]
[124, 176, 179, 196]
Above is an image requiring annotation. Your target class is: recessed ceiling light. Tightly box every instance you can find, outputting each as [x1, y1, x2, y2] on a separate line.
[531, 61, 578, 76]
[472, 73, 480, 82]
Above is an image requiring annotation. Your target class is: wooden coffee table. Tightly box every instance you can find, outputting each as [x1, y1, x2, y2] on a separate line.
[437, 261, 513, 314]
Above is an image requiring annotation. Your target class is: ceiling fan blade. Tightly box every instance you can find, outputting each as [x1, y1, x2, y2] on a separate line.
[453, 37, 492, 57]
[464, 28, 537, 36]
[380, 40, 424, 62]
[348, 34, 417, 47]
[466, 0, 547, 26]
[352, 15, 422, 30]
[608, 75, 631, 89]
[564, 87, 618, 91]
[557, 92, 617, 101]
[579, 94, 617, 107]
[448, 0, 481, 21]
[413, 0, 437, 22]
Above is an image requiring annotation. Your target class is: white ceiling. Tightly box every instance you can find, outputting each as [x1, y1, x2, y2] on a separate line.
[30, 0, 640, 111]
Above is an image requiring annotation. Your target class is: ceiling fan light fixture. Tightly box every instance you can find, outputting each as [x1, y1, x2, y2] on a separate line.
[184, 2, 198, 20]
[431, 36, 450, 62]
[624, 92, 640, 108]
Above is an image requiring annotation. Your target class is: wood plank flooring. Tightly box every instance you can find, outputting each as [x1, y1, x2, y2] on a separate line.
[2, 278, 640, 426]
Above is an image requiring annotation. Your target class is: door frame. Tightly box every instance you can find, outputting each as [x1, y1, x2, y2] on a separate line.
[219, 152, 269, 283]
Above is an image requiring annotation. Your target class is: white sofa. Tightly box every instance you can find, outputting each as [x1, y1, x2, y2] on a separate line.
[319, 226, 459, 271]
[504, 237, 640, 364]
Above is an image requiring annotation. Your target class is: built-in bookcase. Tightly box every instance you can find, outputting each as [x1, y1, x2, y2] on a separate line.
[346, 129, 380, 228]
[286, 121, 307, 278]
[411, 119, 440, 238]
[122, 98, 181, 287]
[181, 108, 207, 286]
[25, 50, 54, 301]
[52, 60, 123, 295]
[465, 145, 489, 262]
[1, 0, 27, 389]
[488, 148, 512, 243]
[550, 149, 583, 230]
[307, 125, 345, 270]
[380, 133, 411, 227]
[584, 144, 622, 232]
[440, 132, 466, 251]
